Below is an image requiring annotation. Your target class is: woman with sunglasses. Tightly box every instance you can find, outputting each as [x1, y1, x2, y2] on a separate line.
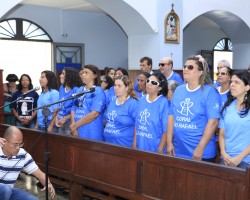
[219, 71, 250, 169]
[103, 75, 138, 147]
[70, 64, 106, 141]
[134, 72, 169, 153]
[55, 67, 82, 135]
[167, 56, 221, 162]
[216, 66, 233, 106]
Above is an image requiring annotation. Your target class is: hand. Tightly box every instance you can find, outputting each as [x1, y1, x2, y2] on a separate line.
[228, 155, 243, 167]
[71, 129, 78, 137]
[0, 138, 6, 147]
[41, 183, 55, 199]
[166, 143, 175, 156]
[192, 146, 204, 161]
[221, 152, 232, 166]
[158, 147, 164, 154]
[69, 123, 77, 133]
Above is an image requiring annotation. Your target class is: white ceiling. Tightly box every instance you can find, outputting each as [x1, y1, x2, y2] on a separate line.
[21, 1, 250, 44]
[21, 0, 103, 12]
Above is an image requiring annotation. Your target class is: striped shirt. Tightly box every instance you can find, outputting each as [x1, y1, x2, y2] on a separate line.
[0, 148, 38, 187]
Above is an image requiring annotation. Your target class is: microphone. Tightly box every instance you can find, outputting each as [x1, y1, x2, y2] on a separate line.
[72, 87, 95, 97]
[20, 86, 40, 98]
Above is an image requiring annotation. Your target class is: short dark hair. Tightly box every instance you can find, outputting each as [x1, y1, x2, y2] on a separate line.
[140, 57, 152, 69]
[116, 68, 129, 76]
[103, 75, 114, 90]
[83, 64, 101, 86]
[6, 74, 18, 82]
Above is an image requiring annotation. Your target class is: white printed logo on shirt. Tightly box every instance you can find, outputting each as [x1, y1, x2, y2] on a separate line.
[177, 98, 194, 116]
[139, 108, 150, 125]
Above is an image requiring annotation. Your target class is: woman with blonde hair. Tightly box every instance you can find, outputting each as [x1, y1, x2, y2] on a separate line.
[104, 75, 138, 147]
[167, 56, 221, 162]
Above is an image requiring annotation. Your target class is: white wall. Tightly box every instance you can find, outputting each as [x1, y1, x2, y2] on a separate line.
[129, 0, 183, 70]
[233, 43, 250, 69]
[4, 5, 128, 69]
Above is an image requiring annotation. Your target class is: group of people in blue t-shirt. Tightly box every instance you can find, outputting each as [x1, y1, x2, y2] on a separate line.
[5, 55, 250, 169]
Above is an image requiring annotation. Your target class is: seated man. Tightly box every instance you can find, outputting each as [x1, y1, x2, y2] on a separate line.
[0, 126, 55, 200]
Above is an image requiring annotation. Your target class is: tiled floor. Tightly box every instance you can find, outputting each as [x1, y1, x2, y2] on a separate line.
[15, 173, 69, 200]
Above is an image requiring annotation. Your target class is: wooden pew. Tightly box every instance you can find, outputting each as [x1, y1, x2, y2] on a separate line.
[0, 124, 249, 200]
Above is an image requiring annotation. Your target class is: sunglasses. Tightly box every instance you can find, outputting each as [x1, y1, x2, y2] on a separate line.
[146, 79, 160, 86]
[158, 63, 169, 67]
[183, 65, 194, 70]
[216, 72, 228, 76]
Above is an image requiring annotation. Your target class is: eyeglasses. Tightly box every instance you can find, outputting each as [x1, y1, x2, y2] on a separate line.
[216, 72, 228, 76]
[146, 79, 160, 86]
[183, 65, 194, 70]
[159, 63, 169, 67]
[101, 80, 106, 83]
[7, 140, 24, 148]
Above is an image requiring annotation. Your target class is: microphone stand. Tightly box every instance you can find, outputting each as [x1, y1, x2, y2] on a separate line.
[0, 96, 25, 111]
[26, 94, 85, 200]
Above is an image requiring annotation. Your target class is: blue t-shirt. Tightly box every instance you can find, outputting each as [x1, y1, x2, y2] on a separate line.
[10, 91, 39, 121]
[217, 87, 229, 108]
[167, 71, 184, 85]
[58, 85, 79, 121]
[170, 84, 220, 159]
[219, 100, 250, 163]
[72, 86, 106, 141]
[104, 97, 138, 147]
[37, 89, 59, 127]
[105, 86, 116, 107]
[135, 94, 169, 152]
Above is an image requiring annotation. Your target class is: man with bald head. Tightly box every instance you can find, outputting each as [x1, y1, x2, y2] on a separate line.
[159, 57, 184, 85]
[0, 126, 55, 200]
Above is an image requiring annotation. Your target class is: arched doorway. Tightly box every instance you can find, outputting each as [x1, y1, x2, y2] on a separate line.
[183, 10, 250, 71]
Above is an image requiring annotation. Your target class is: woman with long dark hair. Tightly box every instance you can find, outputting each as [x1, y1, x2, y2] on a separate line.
[36, 70, 59, 132]
[55, 67, 82, 135]
[219, 70, 250, 169]
[11, 74, 39, 128]
[167, 56, 221, 162]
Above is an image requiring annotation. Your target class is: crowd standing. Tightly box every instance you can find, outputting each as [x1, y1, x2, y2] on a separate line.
[1, 56, 250, 199]
[1, 56, 250, 168]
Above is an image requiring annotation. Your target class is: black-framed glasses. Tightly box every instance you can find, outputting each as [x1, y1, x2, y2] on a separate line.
[158, 63, 169, 67]
[146, 79, 160, 86]
[216, 72, 228, 76]
[7, 140, 24, 148]
[183, 65, 194, 70]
